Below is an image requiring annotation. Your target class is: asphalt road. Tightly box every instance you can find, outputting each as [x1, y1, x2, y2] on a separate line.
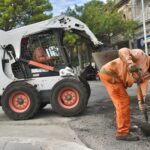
[70, 81, 150, 150]
[0, 81, 150, 150]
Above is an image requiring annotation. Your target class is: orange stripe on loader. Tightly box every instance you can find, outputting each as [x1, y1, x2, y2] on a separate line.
[29, 60, 54, 71]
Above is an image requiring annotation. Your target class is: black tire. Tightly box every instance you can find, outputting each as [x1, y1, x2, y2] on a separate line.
[51, 77, 87, 117]
[78, 76, 91, 100]
[1, 82, 40, 120]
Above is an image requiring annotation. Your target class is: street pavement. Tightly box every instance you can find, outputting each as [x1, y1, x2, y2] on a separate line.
[0, 104, 91, 150]
[0, 81, 150, 150]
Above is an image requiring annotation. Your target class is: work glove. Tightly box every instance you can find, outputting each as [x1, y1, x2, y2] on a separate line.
[128, 64, 141, 73]
[138, 100, 146, 112]
[133, 75, 143, 84]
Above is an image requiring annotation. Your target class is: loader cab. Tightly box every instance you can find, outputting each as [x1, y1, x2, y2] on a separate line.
[12, 29, 71, 79]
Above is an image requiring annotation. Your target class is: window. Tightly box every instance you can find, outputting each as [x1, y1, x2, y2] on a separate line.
[21, 31, 65, 69]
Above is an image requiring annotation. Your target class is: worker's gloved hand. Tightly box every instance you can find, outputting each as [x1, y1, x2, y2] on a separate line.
[128, 64, 141, 73]
[133, 75, 143, 83]
[138, 100, 146, 112]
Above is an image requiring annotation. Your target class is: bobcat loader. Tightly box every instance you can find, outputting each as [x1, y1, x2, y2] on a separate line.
[0, 15, 102, 120]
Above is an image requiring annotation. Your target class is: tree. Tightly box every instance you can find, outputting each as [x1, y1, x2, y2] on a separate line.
[103, 0, 138, 44]
[0, 0, 52, 30]
[65, 0, 137, 45]
[64, 0, 138, 68]
[65, 5, 83, 19]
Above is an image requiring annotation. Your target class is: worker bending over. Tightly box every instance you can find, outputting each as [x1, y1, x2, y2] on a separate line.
[99, 47, 150, 141]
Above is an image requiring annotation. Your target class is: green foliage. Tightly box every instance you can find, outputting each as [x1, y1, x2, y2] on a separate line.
[65, 5, 83, 19]
[122, 20, 138, 40]
[64, 32, 79, 45]
[80, 0, 105, 36]
[104, 0, 138, 40]
[64, 0, 138, 66]
[65, 0, 137, 41]
[0, 0, 52, 30]
[63, 32, 80, 65]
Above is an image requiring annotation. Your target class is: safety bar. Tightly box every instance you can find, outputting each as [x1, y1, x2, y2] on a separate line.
[20, 58, 55, 71]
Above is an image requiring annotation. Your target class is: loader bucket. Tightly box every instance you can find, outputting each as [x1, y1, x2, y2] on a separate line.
[92, 50, 119, 70]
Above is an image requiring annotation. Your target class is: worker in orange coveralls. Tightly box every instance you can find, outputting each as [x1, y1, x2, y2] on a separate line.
[99, 47, 150, 141]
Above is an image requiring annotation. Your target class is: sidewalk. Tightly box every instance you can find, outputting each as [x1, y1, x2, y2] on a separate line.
[0, 138, 92, 150]
[0, 108, 92, 150]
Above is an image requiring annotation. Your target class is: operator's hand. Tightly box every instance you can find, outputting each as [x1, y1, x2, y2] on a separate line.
[50, 56, 56, 60]
[46, 56, 55, 62]
[138, 100, 146, 112]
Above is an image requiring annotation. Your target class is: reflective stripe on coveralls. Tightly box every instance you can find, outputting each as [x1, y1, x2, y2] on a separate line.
[100, 68, 117, 84]
[99, 72, 130, 137]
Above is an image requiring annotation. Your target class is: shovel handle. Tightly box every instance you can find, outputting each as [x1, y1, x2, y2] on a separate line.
[132, 71, 149, 123]
[144, 108, 149, 123]
[137, 83, 149, 123]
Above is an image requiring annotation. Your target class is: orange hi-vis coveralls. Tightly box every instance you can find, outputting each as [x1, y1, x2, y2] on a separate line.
[99, 47, 150, 137]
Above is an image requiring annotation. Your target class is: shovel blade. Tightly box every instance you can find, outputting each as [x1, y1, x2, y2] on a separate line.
[139, 123, 150, 137]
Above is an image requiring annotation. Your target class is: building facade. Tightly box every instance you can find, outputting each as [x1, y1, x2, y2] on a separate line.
[111, 0, 150, 53]
[132, 0, 150, 53]
[111, 0, 132, 49]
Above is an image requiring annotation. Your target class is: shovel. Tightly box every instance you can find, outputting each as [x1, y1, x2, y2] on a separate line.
[136, 81, 150, 137]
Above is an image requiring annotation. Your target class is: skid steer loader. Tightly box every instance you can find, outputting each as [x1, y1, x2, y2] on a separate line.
[0, 15, 102, 120]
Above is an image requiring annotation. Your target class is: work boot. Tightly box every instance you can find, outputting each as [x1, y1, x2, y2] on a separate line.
[129, 125, 139, 132]
[116, 133, 140, 141]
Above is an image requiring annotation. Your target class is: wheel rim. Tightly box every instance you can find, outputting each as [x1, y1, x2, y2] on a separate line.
[58, 87, 79, 109]
[9, 91, 31, 113]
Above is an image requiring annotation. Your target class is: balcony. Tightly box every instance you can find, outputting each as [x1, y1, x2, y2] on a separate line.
[115, 0, 130, 7]
[134, 8, 150, 24]
[115, 0, 125, 3]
